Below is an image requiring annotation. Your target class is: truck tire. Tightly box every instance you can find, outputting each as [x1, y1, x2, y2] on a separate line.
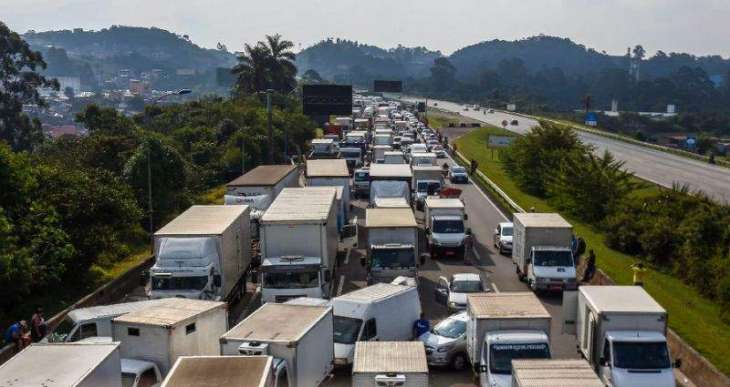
[451, 353, 468, 371]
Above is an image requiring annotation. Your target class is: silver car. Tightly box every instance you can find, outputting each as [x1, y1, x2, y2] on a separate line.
[419, 311, 469, 370]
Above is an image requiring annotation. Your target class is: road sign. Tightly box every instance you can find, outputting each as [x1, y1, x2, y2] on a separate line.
[302, 84, 353, 115]
[373, 80, 403, 93]
[488, 135, 515, 147]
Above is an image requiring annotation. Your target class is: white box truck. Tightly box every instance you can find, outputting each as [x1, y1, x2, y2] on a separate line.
[332, 283, 422, 365]
[224, 164, 299, 239]
[220, 303, 334, 387]
[562, 286, 679, 387]
[112, 298, 228, 375]
[466, 292, 552, 387]
[259, 187, 338, 303]
[150, 205, 250, 303]
[372, 144, 392, 163]
[352, 341, 429, 387]
[162, 356, 274, 387]
[369, 164, 412, 207]
[425, 198, 468, 259]
[410, 152, 438, 167]
[309, 138, 340, 159]
[363, 208, 422, 284]
[306, 159, 351, 229]
[512, 213, 576, 292]
[412, 166, 444, 210]
[384, 151, 406, 164]
[0, 343, 123, 387]
[511, 359, 603, 387]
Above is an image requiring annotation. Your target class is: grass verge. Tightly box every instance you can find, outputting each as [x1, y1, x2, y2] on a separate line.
[456, 126, 730, 375]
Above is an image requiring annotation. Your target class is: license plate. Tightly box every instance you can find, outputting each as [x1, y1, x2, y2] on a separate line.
[446, 251, 454, 256]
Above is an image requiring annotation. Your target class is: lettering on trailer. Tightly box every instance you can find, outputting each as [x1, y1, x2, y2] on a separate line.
[492, 344, 547, 350]
[303, 84, 353, 115]
[373, 80, 403, 93]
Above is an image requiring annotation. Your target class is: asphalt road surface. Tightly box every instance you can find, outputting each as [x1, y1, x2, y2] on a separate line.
[411, 98, 730, 204]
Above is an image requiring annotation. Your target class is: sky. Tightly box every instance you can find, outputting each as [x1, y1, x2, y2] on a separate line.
[4, 0, 730, 57]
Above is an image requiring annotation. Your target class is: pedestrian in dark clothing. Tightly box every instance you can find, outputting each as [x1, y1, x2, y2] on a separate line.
[31, 307, 47, 342]
[413, 313, 430, 338]
[470, 159, 478, 175]
[4, 320, 28, 351]
[582, 250, 596, 283]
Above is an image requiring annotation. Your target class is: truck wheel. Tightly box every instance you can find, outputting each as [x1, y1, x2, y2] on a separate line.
[451, 353, 468, 371]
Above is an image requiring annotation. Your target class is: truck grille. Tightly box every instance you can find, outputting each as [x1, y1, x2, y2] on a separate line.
[275, 295, 305, 302]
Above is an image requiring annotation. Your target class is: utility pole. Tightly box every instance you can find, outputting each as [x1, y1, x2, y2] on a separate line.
[266, 89, 274, 164]
[147, 140, 154, 252]
[241, 133, 246, 174]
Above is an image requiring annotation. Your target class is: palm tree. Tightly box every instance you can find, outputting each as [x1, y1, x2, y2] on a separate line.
[264, 34, 297, 92]
[232, 43, 271, 94]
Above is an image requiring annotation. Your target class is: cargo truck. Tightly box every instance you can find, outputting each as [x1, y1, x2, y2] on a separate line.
[112, 298, 228, 375]
[220, 303, 334, 387]
[224, 164, 299, 239]
[425, 198, 468, 259]
[352, 342, 429, 387]
[410, 152, 438, 167]
[372, 145, 392, 163]
[466, 292, 552, 387]
[384, 151, 406, 164]
[341, 146, 364, 170]
[511, 359, 603, 387]
[259, 187, 338, 303]
[309, 138, 340, 159]
[332, 283, 422, 365]
[306, 159, 351, 228]
[369, 164, 412, 207]
[149, 205, 250, 303]
[412, 166, 444, 210]
[363, 207, 422, 284]
[512, 213, 576, 292]
[162, 356, 274, 387]
[0, 343, 123, 387]
[562, 286, 679, 387]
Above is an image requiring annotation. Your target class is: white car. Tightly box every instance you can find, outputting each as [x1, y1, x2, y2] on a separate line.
[493, 222, 513, 254]
[435, 273, 487, 313]
[431, 145, 447, 158]
[419, 312, 469, 370]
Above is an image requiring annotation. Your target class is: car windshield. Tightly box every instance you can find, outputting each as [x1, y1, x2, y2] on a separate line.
[151, 275, 208, 291]
[371, 248, 415, 269]
[433, 220, 464, 234]
[533, 250, 573, 267]
[355, 172, 369, 181]
[417, 181, 441, 194]
[452, 167, 466, 174]
[433, 317, 466, 338]
[342, 151, 360, 158]
[121, 373, 136, 387]
[451, 280, 482, 292]
[613, 341, 671, 369]
[263, 271, 319, 289]
[501, 226, 513, 236]
[333, 316, 362, 344]
[489, 343, 551, 374]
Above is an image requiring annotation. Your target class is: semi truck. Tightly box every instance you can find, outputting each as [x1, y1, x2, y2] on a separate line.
[425, 198, 468, 259]
[162, 356, 274, 387]
[562, 286, 679, 387]
[512, 213, 576, 292]
[224, 164, 299, 239]
[466, 292, 552, 387]
[412, 166, 444, 210]
[220, 303, 334, 387]
[352, 342, 429, 387]
[363, 207, 421, 284]
[511, 359, 603, 387]
[149, 205, 251, 303]
[259, 187, 338, 303]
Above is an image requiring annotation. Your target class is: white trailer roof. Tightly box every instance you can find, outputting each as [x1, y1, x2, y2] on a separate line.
[412, 165, 443, 173]
[581, 286, 666, 314]
[513, 213, 572, 228]
[155, 205, 248, 236]
[337, 283, 411, 304]
[353, 341, 428, 374]
[425, 197, 464, 209]
[366, 208, 417, 228]
[67, 299, 168, 323]
[226, 165, 297, 187]
[113, 298, 225, 327]
[306, 159, 349, 177]
[261, 187, 336, 224]
[467, 292, 550, 319]
[222, 303, 330, 344]
[163, 356, 272, 387]
[511, 359, 603, 387]
[0, 343, 120, 386]
[369, 164, 412, 178]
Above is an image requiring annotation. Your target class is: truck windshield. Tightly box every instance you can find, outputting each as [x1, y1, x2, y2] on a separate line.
[121, 373, 136, 387]
[433, 317, 466, 339]
[451, 280, 482, 292]
[342, 151, 361, 158]
[371, 249, 415, 269]
[501, 226, 513, 236]
[533, 250, 573, 267]
[333, 316, 362, 344]
[417, 181, 441, 194]
[433, 220, 464, 234]
[613, 341, 671, 369]
[354, 172, 369, 181]
[263, 271, 319, 289]
[489, 343, 550, 374]
[152, 275, 208, 290]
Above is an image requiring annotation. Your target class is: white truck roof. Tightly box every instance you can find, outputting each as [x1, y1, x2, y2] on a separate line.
[0, 343, 120, 386]
[261, 187, 336, 224]
[411, 152, 437, 158]
[353, 341, 428, 374]
[226, 164, 297, 187]
[412, 165, 443, 173]
[311, 138, 335, 144]
[306, 159, 349, 178]
[467, 292, 550, 319]
[369, 164, 412, 178]
[337, 283, 412, 304]
[511, 359, 603, 387]
[425, 197, 464, 209]
[384, 151, 403, 156]
[66, 299, 168, 323]
[155, 205, 248, 236]
[513, 213, 572, 229]
[113, 298, 226, 327]
[372, 197, 410, 208]
[581, 286, 666, 314]
[163, 356, 273, 387]
[222, 303, 330, 344]
[366, 208, 417, 228]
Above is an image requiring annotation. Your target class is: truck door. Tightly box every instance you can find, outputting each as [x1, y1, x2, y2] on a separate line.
[562, 290, 578, 335]
[341, 219, 358, 248]
[274, 362, 289, 387]
[362, 318, 378, 341]
[584, 313, 597, 363]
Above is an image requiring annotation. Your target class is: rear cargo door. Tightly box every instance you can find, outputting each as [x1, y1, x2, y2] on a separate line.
[340, 217, 358, 248]
[562, 290, 578, 335]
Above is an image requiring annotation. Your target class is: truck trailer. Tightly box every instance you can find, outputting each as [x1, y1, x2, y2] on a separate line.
[306, 158, 351, 228]
[162, 356, 274, 387]
[352, 341, 429, 387]
[364, 207, 421, 284]
[511, 359, 603, 387]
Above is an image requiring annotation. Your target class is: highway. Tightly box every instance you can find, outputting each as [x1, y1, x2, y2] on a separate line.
[414, 98, 730, 204]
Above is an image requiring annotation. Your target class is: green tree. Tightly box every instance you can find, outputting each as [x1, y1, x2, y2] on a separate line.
[430, 57, 456, 91]
[232, 43, 272, 94]
[264, 34, 297, 92]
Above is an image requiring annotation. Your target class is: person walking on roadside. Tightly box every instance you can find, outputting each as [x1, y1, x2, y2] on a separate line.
[413, 313, 430, 339]
[631, 262, 647, 286]
[582, 250, 596, 283]
[470, 159, 478, 175]
[31, 307, 47, 342]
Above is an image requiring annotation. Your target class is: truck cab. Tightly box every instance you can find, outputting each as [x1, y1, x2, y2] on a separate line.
[121, 358, 162, 387]
[149, 237, 222, 300]
[478, 332, 551, 387]
[237, 342, 291, 387]
[340, 147, 363, 171]
[527, 246, 577, 292]
[260, 256, 332, 303]
[599, 332, 676, 387]
[368, 244, 419, 285]
[425, 198, 468, 259]
[413, 180, 442, 210]
[353, 168, 370, 198]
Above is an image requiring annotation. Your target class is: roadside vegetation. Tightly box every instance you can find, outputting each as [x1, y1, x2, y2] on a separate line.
[456, 122, 730, 374]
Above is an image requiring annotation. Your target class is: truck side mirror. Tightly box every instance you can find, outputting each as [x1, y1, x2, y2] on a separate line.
[213, 274, 222, 287]
[466, 228, 472, 236]
[598, 357, 607, 367]
[477, 364, 488, 373]
[360, 257, 366, 267]
[463, 214, 469, 220]
[674, 358, 682, 369]
[425, 228, 431, 235]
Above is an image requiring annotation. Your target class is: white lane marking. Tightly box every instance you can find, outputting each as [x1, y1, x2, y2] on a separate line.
[337, 275, 345, 296]
[445, 153, 509, 220]
[344, 248, 351, 265]
[491, 282, 500, 293]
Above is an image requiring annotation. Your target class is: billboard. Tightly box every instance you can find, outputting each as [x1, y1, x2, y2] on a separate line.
[373, 80, 403, 93]
[417, 102, 427, 112]
[488, 135, 515, 147]
[302, 84, 353, 115]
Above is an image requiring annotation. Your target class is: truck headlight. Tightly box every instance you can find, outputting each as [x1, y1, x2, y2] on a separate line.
[437, 344, 453, 353]
[448, 301, 458, 308]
